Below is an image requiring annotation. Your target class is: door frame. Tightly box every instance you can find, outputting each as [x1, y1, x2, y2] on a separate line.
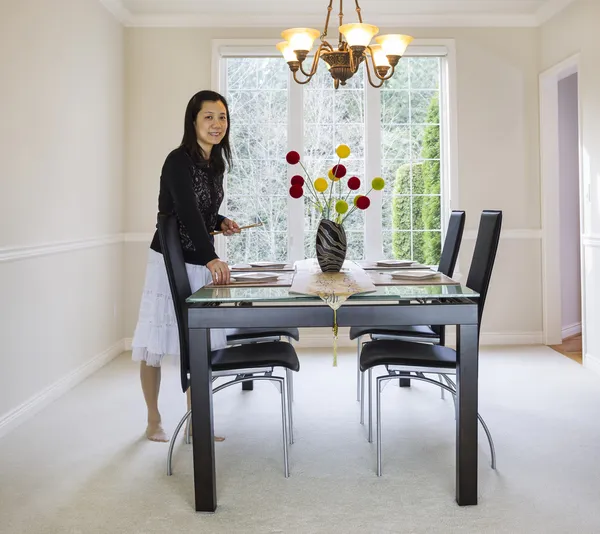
[539, 53, 584, 346]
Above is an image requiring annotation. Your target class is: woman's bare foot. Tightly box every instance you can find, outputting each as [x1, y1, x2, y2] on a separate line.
[185, 420, 225, 442]
[146, 421, 169, 442]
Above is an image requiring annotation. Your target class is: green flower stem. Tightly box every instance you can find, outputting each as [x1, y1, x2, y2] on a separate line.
[298, 161, 321, 207]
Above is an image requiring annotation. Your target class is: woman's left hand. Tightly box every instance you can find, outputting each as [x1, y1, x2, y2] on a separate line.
[220, 218, 241, 236]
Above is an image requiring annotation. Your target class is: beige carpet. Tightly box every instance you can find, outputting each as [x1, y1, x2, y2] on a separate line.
[2, 346, 600, 533]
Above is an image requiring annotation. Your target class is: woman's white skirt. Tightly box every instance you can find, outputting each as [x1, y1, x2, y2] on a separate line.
[131, 249, 228, 367]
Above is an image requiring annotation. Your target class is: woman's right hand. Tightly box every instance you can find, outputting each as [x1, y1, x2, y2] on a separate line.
[206, 258, 230, 285]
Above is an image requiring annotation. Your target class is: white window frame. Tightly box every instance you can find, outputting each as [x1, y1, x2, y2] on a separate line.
[211, 38, 458, 263]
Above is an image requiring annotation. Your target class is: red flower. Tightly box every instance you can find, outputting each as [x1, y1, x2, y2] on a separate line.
[289, 185, 304, 199]
[356, 195, 371, 210]
[347, 176, 360, 190]
[286, 151, 301, 165]
[290, 175, 305, 186]
[332, 164, 346, 178]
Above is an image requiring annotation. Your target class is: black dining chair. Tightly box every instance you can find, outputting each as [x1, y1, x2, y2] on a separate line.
[359, 210, 501, 475]
[350, 210, 466, 408]
[157, 213, 300, 478]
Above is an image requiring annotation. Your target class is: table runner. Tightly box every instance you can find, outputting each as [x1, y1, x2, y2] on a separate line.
[291, 259, 376, 365]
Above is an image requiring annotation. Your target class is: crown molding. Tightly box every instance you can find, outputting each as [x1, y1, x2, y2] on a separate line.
[99, 0, 575, 28]
[125, 12, 539, 28]
[98, 0, 132, 24]
[536, 0, 576, 25]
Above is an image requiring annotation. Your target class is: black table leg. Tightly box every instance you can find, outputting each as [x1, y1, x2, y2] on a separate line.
[455, 323, 479, 506]
[189, 327, 217, 512]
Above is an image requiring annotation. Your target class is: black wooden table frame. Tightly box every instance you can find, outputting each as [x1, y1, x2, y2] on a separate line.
[187, 298, 479, 512]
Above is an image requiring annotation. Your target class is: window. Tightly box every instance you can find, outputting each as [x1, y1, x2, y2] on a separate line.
[215, 41, 451, 266]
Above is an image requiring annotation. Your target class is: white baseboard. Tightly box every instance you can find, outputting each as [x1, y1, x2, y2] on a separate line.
[124, 338, 133, 351]
[562, 322, 582, 339]
[296, 328, 543, 348]
[0, 339, 126, 439]
[584, 353, 600, 377]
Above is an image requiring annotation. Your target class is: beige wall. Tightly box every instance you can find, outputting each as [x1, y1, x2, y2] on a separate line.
[540, 0, 600, 366]
[124, 26, 542, 340]
[0, 0, 124, 424]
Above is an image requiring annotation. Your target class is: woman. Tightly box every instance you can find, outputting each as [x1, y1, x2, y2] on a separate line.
[131, 90, 240, 442]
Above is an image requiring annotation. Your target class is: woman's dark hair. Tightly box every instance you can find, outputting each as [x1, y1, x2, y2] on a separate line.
[180, 90, 232, 175]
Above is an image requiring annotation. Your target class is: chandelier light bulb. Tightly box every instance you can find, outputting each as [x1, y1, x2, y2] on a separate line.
[276, 41, 298, 63]
[368, 44, 391, 68]
[338, 23, 379, 48]
[375, 34, 414, 57]
[281, 28, 320, 53]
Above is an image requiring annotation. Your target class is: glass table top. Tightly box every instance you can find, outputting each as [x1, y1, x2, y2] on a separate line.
[187, 283, 479, 305]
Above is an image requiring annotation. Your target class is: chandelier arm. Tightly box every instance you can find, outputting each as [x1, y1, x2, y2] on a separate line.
[298, 43, 328, 77]
[292, 70, 316, 85]
[338, 0, 344, 48]
[322, 0, 334, 39]
[364, 56, 385, 88]
[354, 0, 363, 23]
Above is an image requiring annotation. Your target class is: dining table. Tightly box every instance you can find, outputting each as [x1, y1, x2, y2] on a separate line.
[185, 260, 480, 511]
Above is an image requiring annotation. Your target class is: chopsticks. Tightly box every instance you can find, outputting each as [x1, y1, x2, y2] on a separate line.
[210, 222, 263, 236]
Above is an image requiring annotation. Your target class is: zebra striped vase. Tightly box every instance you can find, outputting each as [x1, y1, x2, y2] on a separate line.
[315, 219, 347, 272]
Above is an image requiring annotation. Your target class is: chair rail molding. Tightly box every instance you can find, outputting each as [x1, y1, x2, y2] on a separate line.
[0, 234, 123, 263]
[582, 235, 600, 248]
[463, 229, 541, 240]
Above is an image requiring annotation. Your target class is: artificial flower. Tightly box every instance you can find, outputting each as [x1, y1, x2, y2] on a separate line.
[371, 177, 385, 191]
[314, 177, 328, 192]
[291, 175, 305, 186]
[356, 196, 371, 210]
[347, 176, 361, 190]
[286, 151, 301, 165]
[289, 185, 304, 198]
[336, 144, 351, 159]
[335, 200, 349, 214]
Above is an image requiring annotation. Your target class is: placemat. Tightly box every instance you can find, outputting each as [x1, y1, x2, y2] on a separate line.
[204, 272, 294, 288]
[368, 271, 459, 286]
[230, 263, 295, 272]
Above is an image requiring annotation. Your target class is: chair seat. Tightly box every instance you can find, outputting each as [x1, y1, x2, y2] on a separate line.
[227, 327, 300, 343]
[212, 341, 300, 372]
[349, 325, 438, 341]
[359, 339, 457, 372]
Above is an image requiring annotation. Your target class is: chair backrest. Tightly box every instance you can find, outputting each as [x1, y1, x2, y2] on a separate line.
[466, 210, 502, 325]
[437, 210, 466, 277]
[157, 213, 191, 392]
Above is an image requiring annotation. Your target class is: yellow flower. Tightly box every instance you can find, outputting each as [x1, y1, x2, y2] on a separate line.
[371, 177, 385, 191]
[336, 144, 351, 159]
[314, 177, 328, 192]
[335, 200, 349, 214]
[328, 169, 340, 181]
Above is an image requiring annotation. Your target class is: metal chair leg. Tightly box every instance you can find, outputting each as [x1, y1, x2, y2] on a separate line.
[286, 368, 294, 444]
[287, 337, 294, 403]
[278, 377, 290, 477]
[368, 368, 373, 443]
[360, 371, 365, 425]
[356, 336, 362, 401]
[167, 409, 191, 476]
[377, 376, 383, 476]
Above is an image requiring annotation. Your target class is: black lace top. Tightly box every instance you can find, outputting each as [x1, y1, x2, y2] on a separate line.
[150, 146, 225, 265]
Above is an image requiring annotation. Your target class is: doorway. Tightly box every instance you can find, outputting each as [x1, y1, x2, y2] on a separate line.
[539, 54, 585, 359]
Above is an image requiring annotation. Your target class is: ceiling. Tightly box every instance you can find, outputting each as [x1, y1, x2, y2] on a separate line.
[100, 0, 576, 27]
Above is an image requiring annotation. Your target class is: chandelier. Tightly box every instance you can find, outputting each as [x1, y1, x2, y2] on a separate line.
[276, 0, 414, 89]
